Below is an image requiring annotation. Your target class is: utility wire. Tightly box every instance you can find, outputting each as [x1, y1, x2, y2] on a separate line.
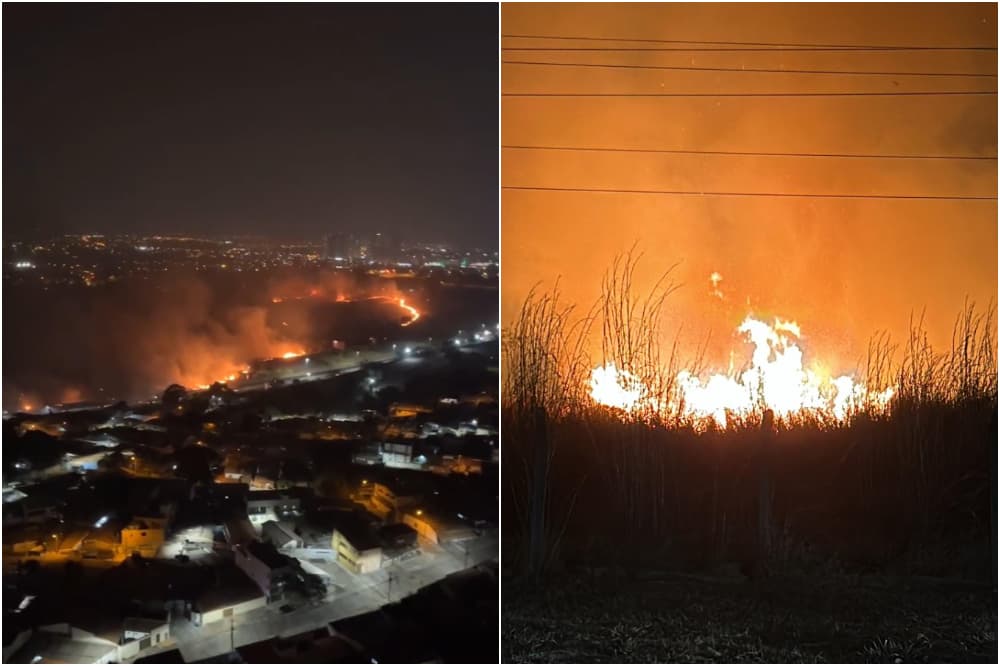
[502, 33, 999, 51]
[503, 60, 998, 79]
[503, 185, 997, 201]
[503, 91, 998, 98]
[502, 145, 999, 161]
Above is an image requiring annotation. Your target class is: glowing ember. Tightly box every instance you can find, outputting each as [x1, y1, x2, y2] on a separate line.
[709, 271, 724, 300]
[590, 315, 895, 428]
[281, 350, 306, 359]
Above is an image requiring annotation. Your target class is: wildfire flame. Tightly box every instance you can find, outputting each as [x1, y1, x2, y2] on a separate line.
[184, 289, 420, 392]
[398, 298, 420, 327]
[590, 315, 894, 428]
[271, 289, 420, 327]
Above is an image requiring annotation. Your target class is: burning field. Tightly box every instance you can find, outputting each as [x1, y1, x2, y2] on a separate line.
[502, 250, 997, 583]
[501, 252, 997, 662]
[2, 270, 426, 409]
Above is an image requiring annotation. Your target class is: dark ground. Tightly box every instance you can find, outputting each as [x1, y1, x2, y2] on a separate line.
[503, 571, 997, 663]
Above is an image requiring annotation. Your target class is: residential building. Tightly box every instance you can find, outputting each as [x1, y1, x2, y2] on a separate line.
[233, 540, 296, 601]
[247, 489, 301, 518]
[192, 566, 268, 627]
[403, 509, 478, 545]
[332, 516, 382, 574]
[121, 617, 171, 653]
[120, 517, 166, 557]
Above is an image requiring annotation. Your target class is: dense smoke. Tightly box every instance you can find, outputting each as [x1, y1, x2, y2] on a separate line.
[2, 270, 413, 409]
[501, 4, 997, 374]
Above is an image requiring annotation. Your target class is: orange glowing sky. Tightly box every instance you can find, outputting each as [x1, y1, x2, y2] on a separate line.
[502, 3, 997, 373]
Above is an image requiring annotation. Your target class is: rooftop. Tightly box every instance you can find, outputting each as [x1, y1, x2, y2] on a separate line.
[261, 520, 299, 548]
[332, 513, 380, 552]
[241, 539, 294, 570]
[195, 564, 266, 613]
[123, 616, 168, 634]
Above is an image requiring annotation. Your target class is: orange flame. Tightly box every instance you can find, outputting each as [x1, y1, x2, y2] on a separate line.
[398, 298, 420, 327]
[590, 315, 895, 428]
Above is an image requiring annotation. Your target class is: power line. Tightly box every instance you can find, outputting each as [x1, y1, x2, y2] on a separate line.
[503, 60, 998, 79]
[503, 185, 997, 201]
[503, 91, 998, 98]
[502, 33, 999, 51]
[503, 46, 997, 53]
[502, 145, 999, 161]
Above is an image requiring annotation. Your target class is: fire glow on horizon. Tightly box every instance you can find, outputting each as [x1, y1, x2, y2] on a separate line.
[188, 290, 421, 390]
[272, 291, 420, 327]
[590, 314, 895, 429]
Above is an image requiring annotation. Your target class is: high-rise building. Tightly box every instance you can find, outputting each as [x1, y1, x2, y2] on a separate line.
[370, 232, 401, 263]
[327, 232, 401, 263]
[324, 232, 353, 262]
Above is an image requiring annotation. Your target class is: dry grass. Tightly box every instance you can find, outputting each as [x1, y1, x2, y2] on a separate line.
[502, 253, 997, 578]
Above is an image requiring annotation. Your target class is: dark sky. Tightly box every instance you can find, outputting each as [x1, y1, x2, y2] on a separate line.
[3, 3, 498, 247]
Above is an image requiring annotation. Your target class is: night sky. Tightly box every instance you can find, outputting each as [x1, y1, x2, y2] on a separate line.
[3, 3, 498, 247]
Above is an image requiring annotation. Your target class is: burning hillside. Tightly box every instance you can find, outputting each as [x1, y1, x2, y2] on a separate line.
[184, 290, 422, 390]
[2, 270, 428, 409]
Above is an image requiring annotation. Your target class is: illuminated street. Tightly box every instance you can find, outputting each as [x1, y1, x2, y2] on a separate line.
[170, 532, 497, 662]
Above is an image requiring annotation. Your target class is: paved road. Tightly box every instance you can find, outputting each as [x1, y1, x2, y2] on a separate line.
[170, 532, 497, 662]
